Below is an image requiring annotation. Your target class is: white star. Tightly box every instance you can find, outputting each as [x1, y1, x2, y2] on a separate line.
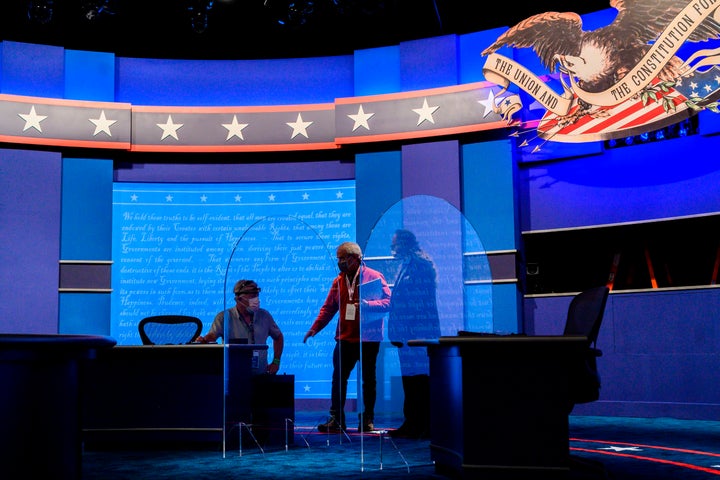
[690, 81, 698, 90]
[234, 194, 242, 202]
[302, 192, 310, 200]
[89, 110, 117, 137]
[222, 115, 248, 141]
[599, 446, 642, 452]
[336, 191, 344, 199]
[18, 106, 48, 132]
[130, 194, 138, 202]
[704, 83, 713, 93]
[268, 194, 276, 202]
[478, 90, 497, 118]
[304, 384, 311, 392]
[348, 105, 374, 131]
[165, 194, 173, 202]
[715, 75, 720, 84]
[200, 195, 208, 202]
[287, 113, 313, 139]
[413, 98, 439, 126]
[157, 115, 183, 140]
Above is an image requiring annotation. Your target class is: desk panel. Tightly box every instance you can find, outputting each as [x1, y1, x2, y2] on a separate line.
[410, 336, 587, 479]
[80, 345, 293, 448]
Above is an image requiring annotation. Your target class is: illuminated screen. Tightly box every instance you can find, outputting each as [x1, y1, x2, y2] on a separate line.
[111, 180, 356, 398]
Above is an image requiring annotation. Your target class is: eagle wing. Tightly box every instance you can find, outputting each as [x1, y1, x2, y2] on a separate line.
[481, 12, 584, 72]
[601, 0, 720, 46]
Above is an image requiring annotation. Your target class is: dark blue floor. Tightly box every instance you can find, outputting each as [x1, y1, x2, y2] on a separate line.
[81, 415, 720, 479]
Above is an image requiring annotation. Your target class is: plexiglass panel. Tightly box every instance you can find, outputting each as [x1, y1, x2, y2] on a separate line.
[221, 215, 338, 455]
[357, 195, 493, 462]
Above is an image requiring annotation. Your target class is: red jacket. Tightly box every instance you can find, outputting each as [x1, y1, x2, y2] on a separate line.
[310, 265, 391, 342]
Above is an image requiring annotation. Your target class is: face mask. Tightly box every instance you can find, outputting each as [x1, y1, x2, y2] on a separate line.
[338, 259, 350, 273]
[246, 297, 260, 312]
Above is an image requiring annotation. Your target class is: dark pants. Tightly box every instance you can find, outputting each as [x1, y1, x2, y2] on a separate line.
[401, 374, 431, 433]
[329, 340, 380, 424]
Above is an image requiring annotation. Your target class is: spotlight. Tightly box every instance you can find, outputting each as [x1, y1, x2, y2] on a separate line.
[624, 136, 634, 146]
[27, 0, 54, 24]
[82, 0, 113, 22]
[655, 129, 665, 140]
[188, 0, 214, 34]
[265, 0, 316, 27]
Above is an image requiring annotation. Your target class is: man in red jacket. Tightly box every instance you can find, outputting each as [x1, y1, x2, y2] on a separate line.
[303, 241, 391, 433]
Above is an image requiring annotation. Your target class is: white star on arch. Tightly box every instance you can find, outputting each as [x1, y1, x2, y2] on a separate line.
[477, 90, 497, 118]
[222, 115, 248, 141]
[287, 113, 313, 139]
[89, 110, 117, 137]
[413, 98, 439, 126]
[157, 115, 183, 140]
[348, 105, 374, 131]
[18, 106, 48, 133]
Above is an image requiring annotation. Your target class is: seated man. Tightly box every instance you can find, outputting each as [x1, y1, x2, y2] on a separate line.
[196, 279, 284, 375]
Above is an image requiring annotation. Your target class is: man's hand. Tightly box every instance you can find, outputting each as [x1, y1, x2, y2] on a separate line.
[303, 330, 315, 343]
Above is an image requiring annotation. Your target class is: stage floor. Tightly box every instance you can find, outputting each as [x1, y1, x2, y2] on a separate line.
[81, 414, 720, 479]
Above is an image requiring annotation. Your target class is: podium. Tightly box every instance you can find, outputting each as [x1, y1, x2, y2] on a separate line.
[409, 335, 587, 480]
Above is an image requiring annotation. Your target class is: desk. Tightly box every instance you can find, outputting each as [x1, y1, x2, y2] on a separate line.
[0, 334, 115, 480]
[81, 344, 293, 448]
[409, 335, 587, 480]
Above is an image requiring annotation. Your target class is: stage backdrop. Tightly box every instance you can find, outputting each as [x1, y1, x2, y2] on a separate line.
[112, 179, 355, 399]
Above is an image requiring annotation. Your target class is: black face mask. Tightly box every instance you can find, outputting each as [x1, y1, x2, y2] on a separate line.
[338, 259, 350, 273]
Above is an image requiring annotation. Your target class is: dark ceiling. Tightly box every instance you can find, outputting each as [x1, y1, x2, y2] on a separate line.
[1, 0, 610, 60]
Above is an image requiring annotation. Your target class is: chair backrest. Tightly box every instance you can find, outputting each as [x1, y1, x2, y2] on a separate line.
[563, 286, 610, 408]
[138, 315, 203, 345]
[563, 286, 610, 347]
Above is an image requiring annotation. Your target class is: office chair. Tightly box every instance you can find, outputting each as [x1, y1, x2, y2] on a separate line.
[564, 286, 611, 479]
[564, 285, 610, 408]
[138, 315, 203, 345]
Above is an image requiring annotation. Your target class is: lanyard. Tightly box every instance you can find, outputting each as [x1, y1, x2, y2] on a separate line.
[346, 267, 360, 301]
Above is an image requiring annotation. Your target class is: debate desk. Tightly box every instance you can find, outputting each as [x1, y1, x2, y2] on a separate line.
[80, 344, 294, 449]
[409, 335, 588, 480]
[0, 334, 116, 480]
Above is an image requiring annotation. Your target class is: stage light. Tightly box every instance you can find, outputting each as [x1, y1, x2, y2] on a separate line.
[188, 0, 214, 34]
[27, 0, 54, 24]
[678, 121, 688, 137]
[82, 0, 113, 21]
[639, 132, 649, 142]
[624, 136, 634, 146]
[655, 129, 665, 140]
[265, 0, 316, 27]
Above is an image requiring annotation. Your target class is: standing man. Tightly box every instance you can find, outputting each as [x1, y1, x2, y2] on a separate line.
[303, 242, 391, 433]
[388, 229, 441, 438]
[196, 279, 284, 375]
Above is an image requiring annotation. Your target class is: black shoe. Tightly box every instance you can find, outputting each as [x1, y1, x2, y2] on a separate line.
[389, 422, 422, 439]
[358, 415, 374, 433]
[318, 417, 345, 433]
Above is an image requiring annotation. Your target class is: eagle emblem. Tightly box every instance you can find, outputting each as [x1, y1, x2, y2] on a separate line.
[480, 0, 720, 147]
